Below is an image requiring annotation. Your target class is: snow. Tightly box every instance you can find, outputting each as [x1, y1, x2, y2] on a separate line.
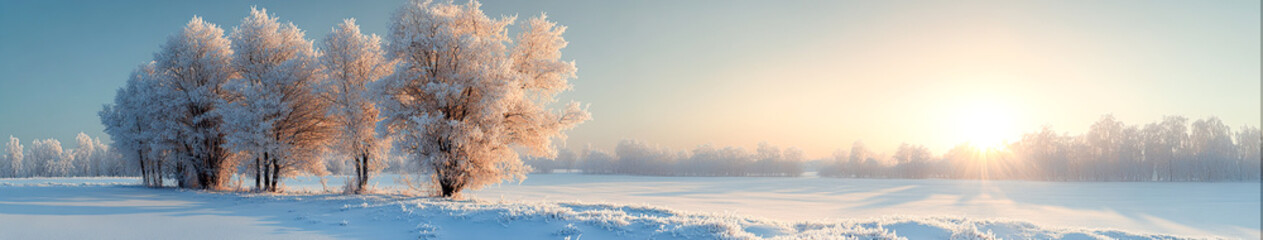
[465, 173, 1259, 239]
[0, 174, 1256, 239]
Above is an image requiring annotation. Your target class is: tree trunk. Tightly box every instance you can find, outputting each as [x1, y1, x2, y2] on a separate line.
[357, 152, 368, 193]
[254, 157, 261, 191]
[440, 181, 456, 198]
[176, 164, 186, 188]
[272, 173, 281, 192]
[352, 157, 361, 194]
[270, 159, 280, 192]
[137, 150, 148, 187]
[198, 171, 209, 190]
[262, 152, 272, 192]
[438, 174, 462, 198]
[352, 157, 361, 193]
[155, 157, 162, 187]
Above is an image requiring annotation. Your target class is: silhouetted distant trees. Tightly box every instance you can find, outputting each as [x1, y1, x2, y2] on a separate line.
[816, 115, 1261, 181]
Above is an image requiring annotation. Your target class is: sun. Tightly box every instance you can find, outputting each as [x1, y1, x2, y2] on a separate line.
[954, 100, 1015, 151]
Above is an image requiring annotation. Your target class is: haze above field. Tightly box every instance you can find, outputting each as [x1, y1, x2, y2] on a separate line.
[1, 0, 1259, 157]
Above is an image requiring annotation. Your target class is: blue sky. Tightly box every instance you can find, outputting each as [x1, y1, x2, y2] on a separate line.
[1, 0, 1259, 157]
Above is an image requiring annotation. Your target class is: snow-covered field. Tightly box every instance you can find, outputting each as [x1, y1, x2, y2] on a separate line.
[0, 174, 1257, 239]
[467, 173, 1262, 239]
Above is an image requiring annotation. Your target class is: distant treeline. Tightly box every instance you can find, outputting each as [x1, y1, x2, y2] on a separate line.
[526, 140, 804, 177]
[527, 115, 1261, 181]
[4, 115, 1257, 182]
[1, 131, 414, 179]
[1, 133, 129, 178]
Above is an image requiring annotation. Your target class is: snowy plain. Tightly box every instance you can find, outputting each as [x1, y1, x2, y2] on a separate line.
[465, 173, 1262, 239]
[0, 174, 1257, 239]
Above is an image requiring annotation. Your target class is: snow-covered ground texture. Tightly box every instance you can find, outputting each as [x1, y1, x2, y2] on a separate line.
[0, 174, 1256, 240]
[462, 173, 1261, 240]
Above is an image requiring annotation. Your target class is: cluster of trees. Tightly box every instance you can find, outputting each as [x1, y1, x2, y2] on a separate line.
[0, 133, 127, 178]
[99, 0, 587, 196]
[100, 9, 350, 191]
[1000, 115, 1259, 181]
[527, 140, 804, 177]
[818, 115, 1260, 181]
[818, 142, 936, 179]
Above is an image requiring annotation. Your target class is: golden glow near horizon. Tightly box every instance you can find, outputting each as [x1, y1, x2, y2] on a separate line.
[546, 1, 1259, 159]
[953, 99, 1017, 152]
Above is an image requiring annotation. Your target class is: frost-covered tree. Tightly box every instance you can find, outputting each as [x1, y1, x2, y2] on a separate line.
[1140, 116, 1190, 181]
[683, 144, 754, 176]
[83, 135, 122, 176]
[72, 133, 98, 176]
[893, 143, 932, 178]
[615, 139, 678, 175]
[579, 149, 616, 174]
[1085, 114, 1124, 181]
[558, 140, 802, 177]
[846, 141, 874, 178]
[747, 142, 803, 177]
[221, 8, 332, 192]
[779, 147, 805, 177]
[319, 18, 393, 194]
[1118, 125, 1145, 181]
[1011, 126, 1070, 180]
[523, 155, 557, 173]
[4, 136, 22, 177]
[818, 149, 849, 178]
[101, 63, 166, 185]
[752, 142, 783, 177]
[149, 16, 238, 189]
[555, 147, 579, 170]
[0, 144, 5, 178]
[1235, 126, 1261, 180]
[1190, 117, 1234, 181]
[375, 0, 590, 197]
[526, 147, 580, 173]
[28, 139, 69, 177]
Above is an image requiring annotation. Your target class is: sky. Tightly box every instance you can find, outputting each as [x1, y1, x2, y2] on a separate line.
[0, 0, 1259, 158]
